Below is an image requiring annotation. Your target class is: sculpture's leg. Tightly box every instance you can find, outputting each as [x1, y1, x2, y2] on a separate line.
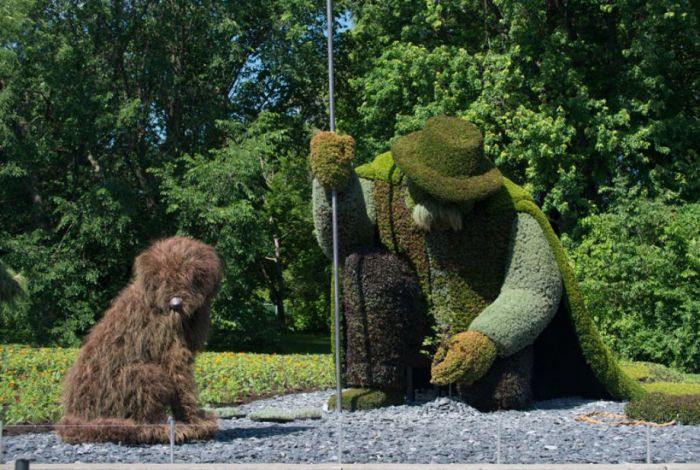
[336, 248, 428, 410]
[457, 346, 534, 411]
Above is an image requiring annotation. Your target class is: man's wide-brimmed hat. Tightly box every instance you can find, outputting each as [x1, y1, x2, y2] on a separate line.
[392, 116, 503, 203]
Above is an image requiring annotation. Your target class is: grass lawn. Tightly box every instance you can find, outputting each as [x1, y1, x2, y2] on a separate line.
[0, 343, 333, 425]
[2, 341, 699, 426]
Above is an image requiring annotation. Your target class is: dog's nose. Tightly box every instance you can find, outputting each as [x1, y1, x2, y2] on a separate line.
[169, 297, 183, 311]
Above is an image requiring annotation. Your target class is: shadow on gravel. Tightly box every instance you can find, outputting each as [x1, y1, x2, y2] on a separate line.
[215, 425, 312, 442]
[529, 398, 596, 410]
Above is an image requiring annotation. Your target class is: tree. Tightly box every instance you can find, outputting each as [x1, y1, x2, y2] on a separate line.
[338, 0, 700, 231]
[0, 0, 332, 345]
[564, 191, 700, 372]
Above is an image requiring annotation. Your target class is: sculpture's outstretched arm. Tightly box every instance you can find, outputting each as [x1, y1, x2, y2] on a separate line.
[431, 212, 562, 386]
[469, 212, 563, 356]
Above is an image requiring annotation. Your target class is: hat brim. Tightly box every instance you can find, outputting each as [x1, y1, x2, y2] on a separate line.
[392, 132, 503, 203]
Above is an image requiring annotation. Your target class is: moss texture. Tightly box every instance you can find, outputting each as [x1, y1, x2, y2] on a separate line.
[355, 151, 403, 184]
[310, 131, 355, 190]
[424, 186, 516, 334]
[626, 393, 700, 425]
[459, 346, 534, 411]
[317, 145, 642, 408]
[327, 388, 404, 411]
[391, 117, 502, 204]
[515, 197, 645, 401]
[431, 331, 496, 386]
[374, 180, 431, 295]
[469, 213, 562, 357]
[312, 174, 376, 260]
[342, 248, 427, 391]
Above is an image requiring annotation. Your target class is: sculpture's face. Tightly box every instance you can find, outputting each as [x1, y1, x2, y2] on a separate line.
[407, 178, 473, 232]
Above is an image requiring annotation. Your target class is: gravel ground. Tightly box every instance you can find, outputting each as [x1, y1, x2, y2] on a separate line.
[2, 390, 699, 465]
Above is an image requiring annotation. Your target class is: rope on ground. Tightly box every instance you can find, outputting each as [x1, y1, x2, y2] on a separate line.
[575, 411, 675, 427]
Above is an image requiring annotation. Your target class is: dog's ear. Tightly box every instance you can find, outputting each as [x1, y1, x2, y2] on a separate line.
[133, 247, 161, 294]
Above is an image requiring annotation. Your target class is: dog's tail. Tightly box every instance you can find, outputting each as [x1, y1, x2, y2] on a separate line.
[57, 414, 218, 444]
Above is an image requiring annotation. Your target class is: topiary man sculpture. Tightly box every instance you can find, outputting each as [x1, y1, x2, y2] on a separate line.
[311, 116, 643, 411]
[58, 236, 222, 443]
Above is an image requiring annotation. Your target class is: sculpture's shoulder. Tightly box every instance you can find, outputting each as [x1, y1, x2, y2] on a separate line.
[355, 151, 404, 185]
[502, 177, 535, 206]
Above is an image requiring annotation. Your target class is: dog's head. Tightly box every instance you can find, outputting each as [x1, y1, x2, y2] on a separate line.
[134, 236, 222, 317]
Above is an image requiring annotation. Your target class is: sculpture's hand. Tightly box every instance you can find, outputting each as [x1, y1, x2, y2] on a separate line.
[310, 131, 355, 191]
[431, 330, 496, 386]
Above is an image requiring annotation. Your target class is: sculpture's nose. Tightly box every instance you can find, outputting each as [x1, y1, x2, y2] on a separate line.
[169, 297, 183, 311]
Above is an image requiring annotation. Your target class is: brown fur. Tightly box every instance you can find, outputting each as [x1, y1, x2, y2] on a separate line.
[57, 236, 222, 444]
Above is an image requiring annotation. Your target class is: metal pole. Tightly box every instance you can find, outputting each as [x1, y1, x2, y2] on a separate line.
[168, 415, 175, 464]
[646, 426, 651, 464]
[0, 417, 3, 465]
[327, 0, 336, 133]
[496, 415, 502, 464]
[14, 458, 29, 470]
[327, 0, 343, 465]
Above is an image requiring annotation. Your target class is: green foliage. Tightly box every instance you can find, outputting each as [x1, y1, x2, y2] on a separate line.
[247, 409, 296, 423]
[620, 361, 688, 384]
[565, 196, 700, 373]
[327, 388, 403, 411]
[204, 406, 246, 419]
[154, 115, 330, 348]
[0, 263, 31, 342]
[340, 0, 700, 231]
[0, 0, 334, 346]
[642, 382, 700, 396]
[626, 393, 700, 425]
[355, 152, 403, 184]
[0, 344, 334, 425]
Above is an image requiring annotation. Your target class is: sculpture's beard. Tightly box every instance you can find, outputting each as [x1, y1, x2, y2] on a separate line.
[412, 199, 463, 232]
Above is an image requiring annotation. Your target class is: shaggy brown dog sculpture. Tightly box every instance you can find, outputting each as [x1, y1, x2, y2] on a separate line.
[58, 236, 222, 444]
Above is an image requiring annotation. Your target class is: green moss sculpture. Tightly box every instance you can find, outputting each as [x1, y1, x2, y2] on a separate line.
[327, 388, 404, 411]
[310, 131, 355, 190]
[310, 117, 643, 412]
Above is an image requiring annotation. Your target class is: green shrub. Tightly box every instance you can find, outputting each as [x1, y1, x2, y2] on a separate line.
[566, 197, 700, 373]
[626, 393, 700, 425]
[620, 361, 686, 384]
[642, 382, 700, 396]
[0, 263, 31, 343]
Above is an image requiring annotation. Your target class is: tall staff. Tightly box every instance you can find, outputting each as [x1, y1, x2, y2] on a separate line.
[326, 0, 343, 435]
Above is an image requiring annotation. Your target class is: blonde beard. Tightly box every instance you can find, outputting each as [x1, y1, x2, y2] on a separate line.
[411, 199, 463, 232]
